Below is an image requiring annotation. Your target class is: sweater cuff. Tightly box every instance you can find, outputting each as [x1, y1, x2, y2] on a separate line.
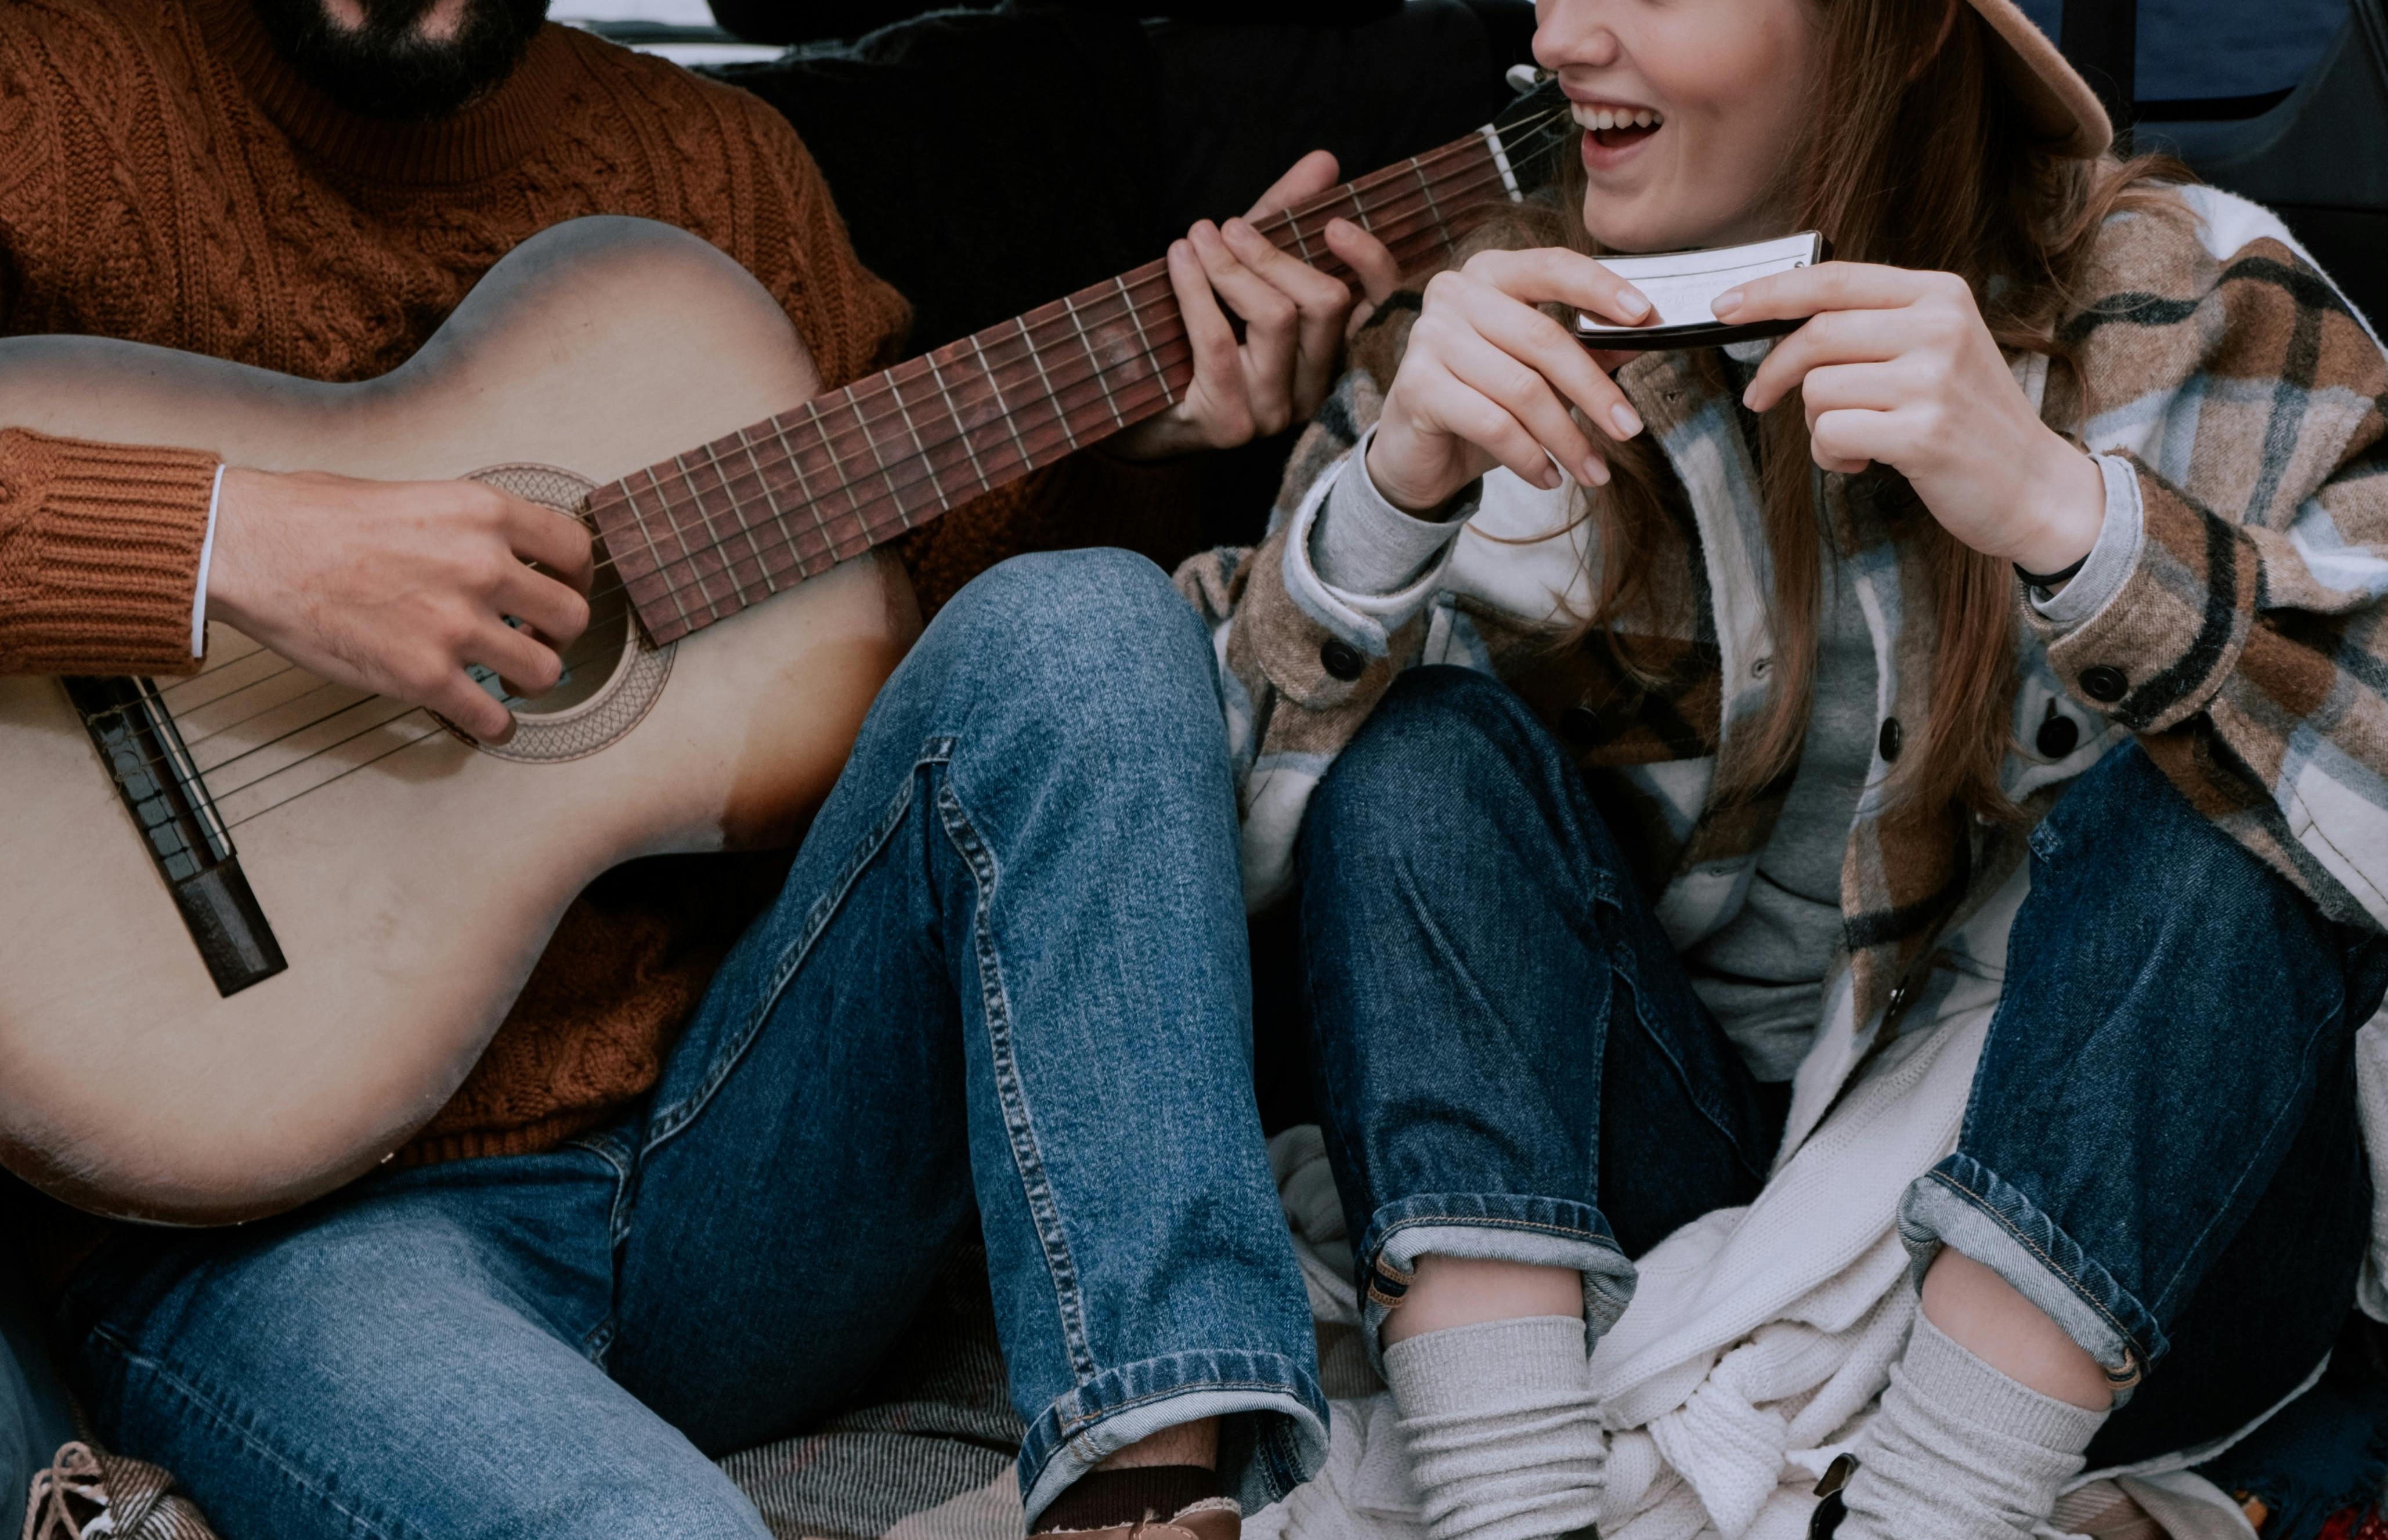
[1310, 424, 1479, 595]
[0, 431, 222, 675]
[2027, 454, 2143, 630]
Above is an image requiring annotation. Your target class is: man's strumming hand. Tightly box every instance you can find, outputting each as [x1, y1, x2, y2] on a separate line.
[206, 469, 595, 744]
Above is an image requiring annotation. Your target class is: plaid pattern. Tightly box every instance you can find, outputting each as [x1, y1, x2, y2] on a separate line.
[1177, 182, 2388, 1133]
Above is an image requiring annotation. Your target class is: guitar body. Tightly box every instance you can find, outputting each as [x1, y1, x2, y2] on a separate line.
[0, 218, 919, 1225]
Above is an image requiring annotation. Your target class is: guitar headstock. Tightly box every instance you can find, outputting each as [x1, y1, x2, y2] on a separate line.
[1489, 75, 1576, 202]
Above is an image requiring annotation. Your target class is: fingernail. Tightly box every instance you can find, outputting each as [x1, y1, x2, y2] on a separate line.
[1617, 287, 1652, 320]
[1713, 288, 1744, 316]
[1538, 464, 1562, 490]
[1609, 402, 1643, 439]
[1584, 456, 1612, 486]
[1741, 385, 1758, 410]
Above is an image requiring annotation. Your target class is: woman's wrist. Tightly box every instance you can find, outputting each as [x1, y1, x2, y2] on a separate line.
[1363, 426, 1469, 517]
[2000, 438, 2106, 581]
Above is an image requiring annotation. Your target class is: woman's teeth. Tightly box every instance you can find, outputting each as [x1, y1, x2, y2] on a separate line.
[1571, 105, 1664, 132]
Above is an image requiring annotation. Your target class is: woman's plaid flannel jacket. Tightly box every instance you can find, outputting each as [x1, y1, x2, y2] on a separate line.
[1175, 183, 2388, 1155]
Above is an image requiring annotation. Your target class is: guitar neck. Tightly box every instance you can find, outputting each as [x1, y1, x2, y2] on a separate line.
[591, 86, 1569, 647]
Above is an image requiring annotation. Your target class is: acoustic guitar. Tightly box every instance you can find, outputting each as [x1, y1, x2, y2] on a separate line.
[0, 82, 1570, 1226]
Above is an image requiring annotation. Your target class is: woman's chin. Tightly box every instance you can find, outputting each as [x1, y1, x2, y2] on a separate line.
[1581, 194, 1769, 257]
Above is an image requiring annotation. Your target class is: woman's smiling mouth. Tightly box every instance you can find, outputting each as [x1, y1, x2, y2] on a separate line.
[1571, 98, 1665, 170]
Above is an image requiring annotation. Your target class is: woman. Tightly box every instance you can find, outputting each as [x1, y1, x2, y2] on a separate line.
[1180, 1, 2388, 1537]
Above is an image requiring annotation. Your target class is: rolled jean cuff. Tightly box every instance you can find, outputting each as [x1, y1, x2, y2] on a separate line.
[1015, 1349, 1329, 1528]
[1898, 1154, 2159, 1401]
[1356, 1194, 1638, 1372]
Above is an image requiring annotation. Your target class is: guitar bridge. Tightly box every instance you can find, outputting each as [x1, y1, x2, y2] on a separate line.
[66, 675, 287, 997]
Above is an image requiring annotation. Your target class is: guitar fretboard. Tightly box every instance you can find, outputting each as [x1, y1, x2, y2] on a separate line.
[590, 89, 1570, 646]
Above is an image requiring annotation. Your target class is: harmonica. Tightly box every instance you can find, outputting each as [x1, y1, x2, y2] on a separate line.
[1574, 231, 1827, 351]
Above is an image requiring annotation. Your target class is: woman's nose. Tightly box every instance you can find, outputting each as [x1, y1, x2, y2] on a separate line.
[1532, 1, 1623, 71]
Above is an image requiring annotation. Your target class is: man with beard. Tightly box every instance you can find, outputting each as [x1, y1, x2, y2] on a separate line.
[0, 1, 1401, 1535]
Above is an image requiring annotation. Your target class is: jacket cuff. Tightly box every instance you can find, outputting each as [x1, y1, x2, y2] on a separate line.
[0, 431, 222, 675]
[2039, 454, 2261, 732]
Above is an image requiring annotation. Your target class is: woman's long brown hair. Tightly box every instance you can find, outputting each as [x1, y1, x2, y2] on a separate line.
[1473, 0, 2182, 819]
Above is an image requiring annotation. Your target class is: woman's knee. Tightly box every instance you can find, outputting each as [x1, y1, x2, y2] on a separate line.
[936, 549, 1196, 657]
[1308, 667, 1577, 850]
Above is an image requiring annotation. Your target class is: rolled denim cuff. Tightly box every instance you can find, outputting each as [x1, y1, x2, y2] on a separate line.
[1898, 1153, 2159, 1402]
[1355, 1194, 1638, 1376]
[1014, 1350, 1329, 1528]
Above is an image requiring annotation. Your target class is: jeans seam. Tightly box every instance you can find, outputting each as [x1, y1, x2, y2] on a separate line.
[641, 743, 940, 1155]
[1617, 956, 1768, 1184]
[85, 1327, 403, 1540]
[1929, 1166, 2146, 1373]
[934, 766, 1099, 1384]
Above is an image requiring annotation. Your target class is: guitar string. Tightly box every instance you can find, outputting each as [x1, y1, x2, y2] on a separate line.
[126, 162, 1509, 797]
[598, 128, 1566, 601]
[148, 156, 1522, 738]
[125, 140, 1570, 798]
[150, 102, 1566, 720]
[125, 154, 1534, 801]
[144, 148, 1520, 725]
[580, 160, 1531, 620]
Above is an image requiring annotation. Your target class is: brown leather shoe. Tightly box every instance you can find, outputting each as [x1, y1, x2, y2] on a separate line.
[1037, 1496, 1242, 1540]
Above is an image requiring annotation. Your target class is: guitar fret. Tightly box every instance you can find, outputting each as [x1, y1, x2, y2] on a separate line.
[974, 333, 1035, 475]
[1114, 275, 1166, 402]
[839, 391, 896, 555]
[886, 374, 940, 522]
[675, 452, 732, 622]
[639, 467, 696, 634]
[1017, 314, 1075, 453]
[1061, 294, 1124, 431]
[728, 429, 782, 597]
[774, 411, 837, 574]
[924, 353, 993, 492]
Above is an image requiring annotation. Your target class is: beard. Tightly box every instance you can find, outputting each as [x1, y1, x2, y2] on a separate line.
[249, 0, 552, 121]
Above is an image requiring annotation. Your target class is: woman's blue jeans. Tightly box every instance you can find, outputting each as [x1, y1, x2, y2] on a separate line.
[1295, 666, 2388, 1466]
[58, 551, 1325, 1540]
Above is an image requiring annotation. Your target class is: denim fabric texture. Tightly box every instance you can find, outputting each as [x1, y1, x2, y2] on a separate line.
[2, 1265, 75, 1527]
[1294, 668, 1783, 1364]
[1296, 667, 2385, 1466]
[60, 551, 1325, 1540]
[1898, 739, 2388, 1463]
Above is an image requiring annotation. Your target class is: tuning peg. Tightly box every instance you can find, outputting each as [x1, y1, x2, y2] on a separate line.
[1507, 64, 1554, 95]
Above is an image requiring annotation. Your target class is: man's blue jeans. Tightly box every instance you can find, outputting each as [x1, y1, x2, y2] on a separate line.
[1295, 666, 2386, 1463]
[59, 551, 1326, 1540]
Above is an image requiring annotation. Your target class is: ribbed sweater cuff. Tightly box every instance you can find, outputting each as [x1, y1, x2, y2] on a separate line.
[0, 431, 222, 674]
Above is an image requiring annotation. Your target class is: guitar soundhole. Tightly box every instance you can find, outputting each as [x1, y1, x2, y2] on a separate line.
[456, 464, 674, 764]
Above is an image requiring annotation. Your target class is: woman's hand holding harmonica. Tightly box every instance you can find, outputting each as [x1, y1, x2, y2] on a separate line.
[1364, 248, 1654, 515]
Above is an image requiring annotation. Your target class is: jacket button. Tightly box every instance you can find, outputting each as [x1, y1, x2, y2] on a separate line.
[2036, 711, 2079, 758]
[1877, 717, 1902, 763]
[1560, 706, 1603, 745]
[1320, 639, 1366, 681]
[2080, 665, 2128, 704]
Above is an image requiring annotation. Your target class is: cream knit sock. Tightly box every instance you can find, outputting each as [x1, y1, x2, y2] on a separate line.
[1383, 1316, 1606, 1540]
[1838, 1313, 2109, 1540]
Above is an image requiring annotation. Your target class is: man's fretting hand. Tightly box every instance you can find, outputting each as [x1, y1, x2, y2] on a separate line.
[1107, 150, 1403, 461]
[206, 469, 595, 744]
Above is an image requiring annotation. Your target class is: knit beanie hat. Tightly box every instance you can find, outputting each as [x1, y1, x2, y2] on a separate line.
[1965, 0, 2115, 157]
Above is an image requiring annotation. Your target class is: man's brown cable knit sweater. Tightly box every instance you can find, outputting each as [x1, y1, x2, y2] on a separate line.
[0, 0, 1088, 1179]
